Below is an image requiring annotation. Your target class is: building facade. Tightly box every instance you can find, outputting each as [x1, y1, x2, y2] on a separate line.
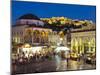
[12, 14, 62, 46]
[12, 14, 96, 54]
[12, 14, 50, 45]
[71, 28, 96, 54]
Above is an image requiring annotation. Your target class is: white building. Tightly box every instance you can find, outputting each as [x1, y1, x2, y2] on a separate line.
[71, 25, 96, 54]
[12, 14, 49, 44]
[12, 14, 61, 45]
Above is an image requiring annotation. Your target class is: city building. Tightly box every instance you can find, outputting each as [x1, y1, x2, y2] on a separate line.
[12, 14, 52, 45]
[71, 25, 96, 54]
[12, 14, 96, 54]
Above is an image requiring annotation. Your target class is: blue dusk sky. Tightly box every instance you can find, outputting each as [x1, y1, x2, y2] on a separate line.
[12, 0, 96, 25]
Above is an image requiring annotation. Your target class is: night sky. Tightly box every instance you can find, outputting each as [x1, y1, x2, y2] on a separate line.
[12, 0, 96, 25]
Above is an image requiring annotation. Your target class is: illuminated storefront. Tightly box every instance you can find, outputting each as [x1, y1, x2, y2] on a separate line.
[71, 29, 96, 54]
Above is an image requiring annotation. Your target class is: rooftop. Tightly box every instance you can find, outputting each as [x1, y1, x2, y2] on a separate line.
[19, 14, 40, 20]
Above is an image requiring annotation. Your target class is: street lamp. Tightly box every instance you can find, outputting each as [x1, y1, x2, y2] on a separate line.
[60, 38, 63, 41]
[59, 38, 63, 45]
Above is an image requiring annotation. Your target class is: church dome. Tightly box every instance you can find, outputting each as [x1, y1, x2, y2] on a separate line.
[19, 14, 40, 20]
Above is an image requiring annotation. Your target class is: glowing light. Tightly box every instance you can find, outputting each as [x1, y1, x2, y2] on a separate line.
[60, 38, 63, 41]
[24, 43, 31, 48]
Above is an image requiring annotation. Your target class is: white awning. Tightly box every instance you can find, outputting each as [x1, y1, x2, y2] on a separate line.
[31, 47, 42, 53]
[22, 46, 43, 53]
[55, 46, 70, 52]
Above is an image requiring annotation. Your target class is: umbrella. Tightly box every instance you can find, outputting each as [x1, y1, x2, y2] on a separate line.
[55, 46, 70, 52]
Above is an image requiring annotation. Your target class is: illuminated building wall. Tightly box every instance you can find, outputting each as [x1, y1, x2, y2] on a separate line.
[24, 27, 52, 44]
[12, 25, 28, 43]
[71, 29, 96, 54]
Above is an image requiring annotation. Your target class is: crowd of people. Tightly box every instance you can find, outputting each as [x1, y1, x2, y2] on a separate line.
[12, 47, 96, 66]
[12, 49, 56, 65]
